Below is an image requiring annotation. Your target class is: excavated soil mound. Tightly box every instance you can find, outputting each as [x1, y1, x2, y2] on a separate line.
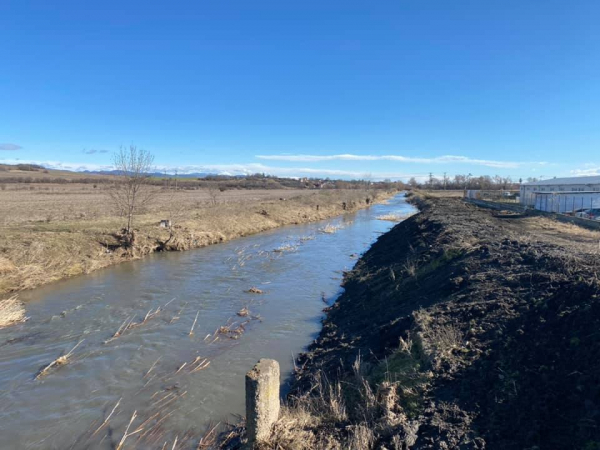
[293, 196, 600, 450]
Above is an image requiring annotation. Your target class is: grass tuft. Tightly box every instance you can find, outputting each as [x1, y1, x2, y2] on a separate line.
[0, 295, 28, 328]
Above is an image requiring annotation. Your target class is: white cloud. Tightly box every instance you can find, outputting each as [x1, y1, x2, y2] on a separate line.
[0, 158, 426, 181]
[83, 149, 109, 155]
[256, 153, 547, 169]
[154, 163, 423, 180]
[570, 166, 600, 177]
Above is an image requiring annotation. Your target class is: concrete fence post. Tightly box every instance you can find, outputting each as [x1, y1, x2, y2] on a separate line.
[245, 359, 280, 447]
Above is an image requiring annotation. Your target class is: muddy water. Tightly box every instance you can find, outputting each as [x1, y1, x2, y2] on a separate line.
[0, 194, 415, 449]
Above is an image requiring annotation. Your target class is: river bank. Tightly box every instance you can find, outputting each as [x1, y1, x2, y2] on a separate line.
[0, 192, 414, 449]
[224, 193, 600, 449]
[0, 189, 394, 298]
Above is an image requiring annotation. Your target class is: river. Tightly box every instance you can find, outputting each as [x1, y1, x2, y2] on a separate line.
[0, 193, 415, 449]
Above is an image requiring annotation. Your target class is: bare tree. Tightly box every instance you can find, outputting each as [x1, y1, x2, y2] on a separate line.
[207, 184, 221, 206]
[109, 145, 155, 239]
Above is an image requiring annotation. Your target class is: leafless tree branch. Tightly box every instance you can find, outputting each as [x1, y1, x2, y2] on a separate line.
[108, 145, 155, 240]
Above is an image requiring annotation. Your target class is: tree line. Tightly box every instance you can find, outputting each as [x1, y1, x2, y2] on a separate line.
[407, 173, 522, 191]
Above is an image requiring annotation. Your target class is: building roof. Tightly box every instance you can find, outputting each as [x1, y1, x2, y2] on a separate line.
[523, 175, 600, 186]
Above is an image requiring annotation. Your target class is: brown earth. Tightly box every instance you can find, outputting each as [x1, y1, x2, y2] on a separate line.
[225, 193, 600, 450]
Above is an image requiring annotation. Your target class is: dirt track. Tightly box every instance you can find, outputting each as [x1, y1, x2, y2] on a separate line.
[289, 195, 600, 449]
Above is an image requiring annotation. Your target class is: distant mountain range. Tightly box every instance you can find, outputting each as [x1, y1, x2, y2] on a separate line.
[81, 170, 244, 178]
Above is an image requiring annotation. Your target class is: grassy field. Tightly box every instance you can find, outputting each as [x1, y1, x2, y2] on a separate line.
[0, 183, 317, 225]
[0, 183, 394, 297]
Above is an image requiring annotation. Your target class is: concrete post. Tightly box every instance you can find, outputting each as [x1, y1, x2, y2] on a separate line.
[245, 359, 280, 447]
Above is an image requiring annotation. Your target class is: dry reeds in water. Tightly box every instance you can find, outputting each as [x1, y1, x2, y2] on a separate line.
[106, 298, 176, 343]
[376, 212, 415, 222]
[273, 243, 298, 253]
[319, 223, 342, 234]
[35, 339, 84, 380]
[116, 410, 144, 450]
[92, 397, 122, 437]
[105, 315, 135, 344]
[189, 310, 199, 336]
[169, 302, 187, 324]
[237, 307, 249, 317]
[190, 356, 211, 373]
[216, 321, 249, 340]
[246, 287, 263, 294]
[145, 357, 162, 379]
[0, 295, 28, 328]
[197, 422, 220, 449]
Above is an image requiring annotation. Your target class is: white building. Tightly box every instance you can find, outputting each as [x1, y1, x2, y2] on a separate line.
[520, 175, 600, 211]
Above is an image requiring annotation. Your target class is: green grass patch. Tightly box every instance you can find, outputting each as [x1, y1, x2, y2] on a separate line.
[368, 340, 430, 418]
[416, 247, 464, 279]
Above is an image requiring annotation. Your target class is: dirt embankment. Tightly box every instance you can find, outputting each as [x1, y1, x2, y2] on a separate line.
[230, 194, 600, 450]
[0, 189, 393, 297]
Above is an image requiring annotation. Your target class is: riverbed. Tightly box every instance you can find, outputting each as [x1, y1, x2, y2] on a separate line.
[0, 193, 415, 449]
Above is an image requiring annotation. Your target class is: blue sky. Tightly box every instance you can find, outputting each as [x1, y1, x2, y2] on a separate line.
[1, 0, 598, 181]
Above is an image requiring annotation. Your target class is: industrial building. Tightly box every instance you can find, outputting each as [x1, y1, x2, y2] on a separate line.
[520, 175, 600, 213]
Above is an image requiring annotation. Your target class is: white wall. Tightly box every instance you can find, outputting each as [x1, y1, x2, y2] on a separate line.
[520, 184, 600, 205]
[533, 193, 600, 213]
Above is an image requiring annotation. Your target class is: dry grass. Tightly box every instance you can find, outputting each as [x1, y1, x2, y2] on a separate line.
[222, 354, 420, 450]
[0, 184, 312, 226]
[424, 323, 463, 360]
[402, 259, 418, 278]
[0, 187, 395, 296]
[0, 295, 28, 327]
[0, 257, 16, 274]
[521, 216, 600, 240]
[413, 309, 464, 370]
[345, 424, 376, 450]
[415, 190, 464, 198]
